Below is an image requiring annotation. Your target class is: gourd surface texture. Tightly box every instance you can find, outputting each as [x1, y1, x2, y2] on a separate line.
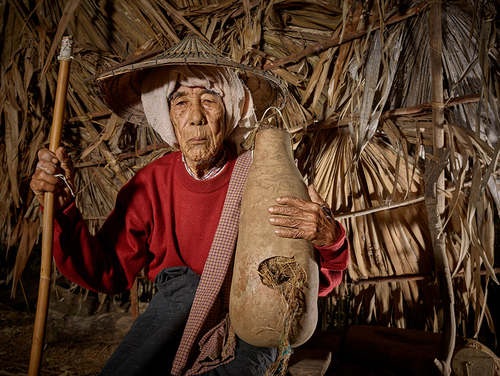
[229, 128, 319, 348]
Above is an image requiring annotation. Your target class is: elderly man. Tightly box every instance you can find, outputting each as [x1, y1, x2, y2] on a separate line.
[30, 36, 348, 376]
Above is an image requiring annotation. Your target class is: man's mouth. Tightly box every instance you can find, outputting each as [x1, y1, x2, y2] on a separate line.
[189, 137, 207, 144]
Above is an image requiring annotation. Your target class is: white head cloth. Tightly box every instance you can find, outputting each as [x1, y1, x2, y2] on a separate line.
[141, 65, 256, 149]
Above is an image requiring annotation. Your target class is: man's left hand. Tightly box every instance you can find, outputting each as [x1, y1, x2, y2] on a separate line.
[268, 185, 341, 248]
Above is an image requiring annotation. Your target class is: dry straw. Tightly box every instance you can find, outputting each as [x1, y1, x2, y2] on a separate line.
[258, 256, 307, 376]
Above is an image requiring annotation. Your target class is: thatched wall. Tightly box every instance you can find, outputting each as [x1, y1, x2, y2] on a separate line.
[1, 0, 499, 350]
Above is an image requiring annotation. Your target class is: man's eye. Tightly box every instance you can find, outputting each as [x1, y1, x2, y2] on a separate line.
[204, 96, 221, 105]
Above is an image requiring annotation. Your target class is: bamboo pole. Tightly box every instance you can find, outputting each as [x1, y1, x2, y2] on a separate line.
[290, 93, 483, 133]
[335, 180, 473, 221]
[28, 36, 73, 376]
[351, 268, 500, 285]
[427, 2, 456, 375]
[263, 2, 427, 70]
[81, 47, 164, 84]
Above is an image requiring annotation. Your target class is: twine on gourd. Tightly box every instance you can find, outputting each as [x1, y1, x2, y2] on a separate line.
[242, 106, 292, 151]
[258, 256, 307, 376]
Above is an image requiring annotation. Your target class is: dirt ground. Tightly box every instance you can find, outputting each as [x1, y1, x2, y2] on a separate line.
[0, 308, 119, 375]
[0, 277, 134, 376]
[0, 276, 398, 376]
[4, 272, 497, 376]
[0, 305, 398, 376]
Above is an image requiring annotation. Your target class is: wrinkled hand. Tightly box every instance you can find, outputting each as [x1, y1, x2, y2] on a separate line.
[30, 147, 75, 211]
[268, 184, 341, 247]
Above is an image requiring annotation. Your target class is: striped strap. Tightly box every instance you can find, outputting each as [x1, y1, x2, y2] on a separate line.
[171, 150, 252, 375]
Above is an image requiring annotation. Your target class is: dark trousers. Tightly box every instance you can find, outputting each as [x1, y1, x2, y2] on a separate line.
[98, 267, 276, 376]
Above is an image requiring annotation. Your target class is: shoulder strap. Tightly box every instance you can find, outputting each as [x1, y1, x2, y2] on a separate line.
[171, 150, 252, 375]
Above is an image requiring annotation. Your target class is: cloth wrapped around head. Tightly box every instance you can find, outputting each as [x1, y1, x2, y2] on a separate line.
[141, 65, 256, 149]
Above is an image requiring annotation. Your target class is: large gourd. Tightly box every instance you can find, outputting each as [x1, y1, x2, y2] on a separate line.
[229, 128, 319, 348]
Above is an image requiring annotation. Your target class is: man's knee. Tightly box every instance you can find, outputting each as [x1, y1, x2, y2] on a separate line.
[209, 339, 277, 375]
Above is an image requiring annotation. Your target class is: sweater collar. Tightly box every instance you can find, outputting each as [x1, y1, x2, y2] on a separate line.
[181, 149, 227, 181]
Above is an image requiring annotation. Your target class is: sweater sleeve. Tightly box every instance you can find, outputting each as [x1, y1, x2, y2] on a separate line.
[52, 178, 151, 295]
[315, 222, 349, 297]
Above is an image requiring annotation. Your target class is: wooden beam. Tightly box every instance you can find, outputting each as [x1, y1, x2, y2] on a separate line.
[350, 268, 500, 285]
[427, 2, 455, 375]
[263, 3, 427, 70]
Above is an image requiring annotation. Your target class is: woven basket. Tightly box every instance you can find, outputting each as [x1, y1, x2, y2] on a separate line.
[96, 33, 288, 125]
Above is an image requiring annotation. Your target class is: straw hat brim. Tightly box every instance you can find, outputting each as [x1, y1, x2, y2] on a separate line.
[96, 34, 288, 125]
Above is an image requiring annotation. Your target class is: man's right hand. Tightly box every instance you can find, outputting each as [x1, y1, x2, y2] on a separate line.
[30, 147, 75, 211]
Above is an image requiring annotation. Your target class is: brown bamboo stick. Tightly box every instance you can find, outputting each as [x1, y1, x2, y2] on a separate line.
[67, 110, 112, 123]
[428, 2, 455, 373]
[335, 180, 469, 220]
[382, 93, 481, 117]
[77, 113, 129, 184]
[81, 47, 164, 84]
[351, 268, 500, 285]
[29, 36, 73, 376]
[66, 92, 481, 134]
[263, 2, 427, 70]
[74, 142, 173, 168]
[290, 93, 482, 133]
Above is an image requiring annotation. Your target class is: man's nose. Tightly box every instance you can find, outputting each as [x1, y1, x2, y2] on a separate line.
[189, 102, 206, 126]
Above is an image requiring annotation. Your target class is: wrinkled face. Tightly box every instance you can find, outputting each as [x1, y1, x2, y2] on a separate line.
[169, 85, 226, 168]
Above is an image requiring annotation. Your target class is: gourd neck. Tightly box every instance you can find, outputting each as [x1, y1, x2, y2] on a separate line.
[253, 128, 293, 163]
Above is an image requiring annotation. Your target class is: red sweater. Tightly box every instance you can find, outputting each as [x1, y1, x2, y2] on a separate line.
[53, 148, 349, 297]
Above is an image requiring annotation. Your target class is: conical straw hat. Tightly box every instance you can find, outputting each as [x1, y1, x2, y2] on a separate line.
[96, 34, 288, 125]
